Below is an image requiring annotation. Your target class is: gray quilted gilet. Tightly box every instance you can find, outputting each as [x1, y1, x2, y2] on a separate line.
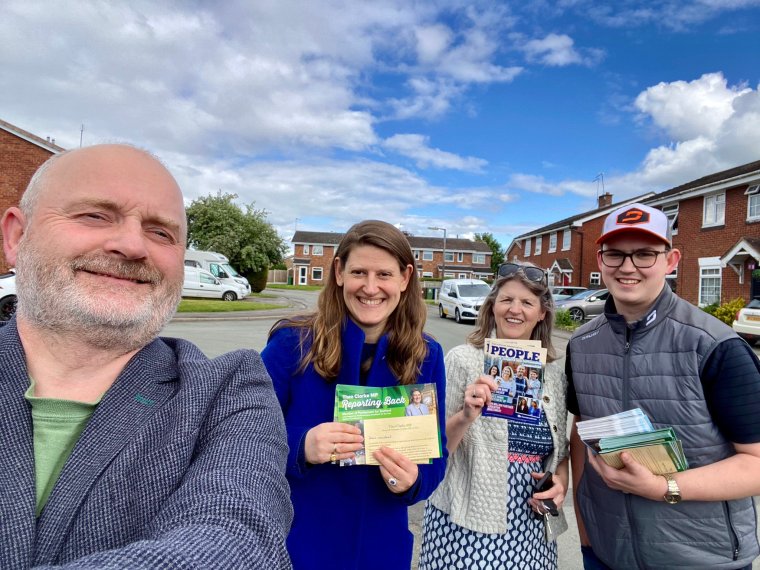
[569, 285, 759, 569]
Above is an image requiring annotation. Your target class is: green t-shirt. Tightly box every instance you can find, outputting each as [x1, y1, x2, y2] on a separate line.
[24, 385, 100, 516]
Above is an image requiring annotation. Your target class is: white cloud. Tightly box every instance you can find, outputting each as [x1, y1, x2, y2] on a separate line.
[634, 72, 750, 140]
[521, 34, 604, 67]
[415, 24, 453, 64]
[382, 134, 487, 171]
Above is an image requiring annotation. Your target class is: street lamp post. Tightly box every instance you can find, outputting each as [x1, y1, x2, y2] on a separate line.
[428, 226, 447, 280]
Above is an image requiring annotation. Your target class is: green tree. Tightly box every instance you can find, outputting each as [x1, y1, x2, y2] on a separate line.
[474, 232, 505, 275]
[185, 192, 287, 278]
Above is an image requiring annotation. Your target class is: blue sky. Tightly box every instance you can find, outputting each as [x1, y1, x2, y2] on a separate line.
[2, 1, 759, 251]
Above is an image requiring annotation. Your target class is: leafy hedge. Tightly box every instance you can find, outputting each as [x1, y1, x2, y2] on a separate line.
[703, 297, 745, 326]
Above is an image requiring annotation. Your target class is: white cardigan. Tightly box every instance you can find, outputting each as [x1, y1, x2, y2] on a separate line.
[428, 343, 569, 536]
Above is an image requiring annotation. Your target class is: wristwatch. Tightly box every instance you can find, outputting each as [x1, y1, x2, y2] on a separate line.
[663, 473, 681, 504]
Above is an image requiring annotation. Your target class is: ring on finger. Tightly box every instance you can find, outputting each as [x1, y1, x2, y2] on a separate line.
[330, 452, 337, 464]
[388, 477, 398, 487]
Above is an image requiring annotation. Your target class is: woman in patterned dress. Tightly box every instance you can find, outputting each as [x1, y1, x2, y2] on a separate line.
[420, 262, 570, 570]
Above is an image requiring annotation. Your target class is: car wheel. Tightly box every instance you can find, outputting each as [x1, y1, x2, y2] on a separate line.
[438, 304, 446, 319]
[569, 307, 585, 322]
[222, 291, 237, 302]
[455, 308, 462, 323]
[0, 295, 17, 322]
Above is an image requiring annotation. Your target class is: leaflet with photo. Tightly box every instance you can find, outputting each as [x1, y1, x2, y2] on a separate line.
[333, 383, 442, 466]
[481, 338, 547, 425]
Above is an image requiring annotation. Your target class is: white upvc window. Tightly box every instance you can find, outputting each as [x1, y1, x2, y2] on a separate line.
[663, 204, 679, 236]
[535, 236, 542, 255]
[589, 272, 600, 286]
[548, 232, 557, 253]
[473, 253, 486, 264]
[458, 273, 467, 279]
[311, 267, 323, 281]
[414, 250, 419, 260]
[525, 238, 531, 257]
[422, 251, 433, 261]
[703, 193, 725, 227]
[746, 185, 760, 221]
[312, 245, 323, 255]
[444, 252, 455, 263]
[698, 257, 722, 306]
[422, 271, 434, 278]
[562, 230, 571, 250]
[457, 252, 464, 263]
[303, 244, 310, 255]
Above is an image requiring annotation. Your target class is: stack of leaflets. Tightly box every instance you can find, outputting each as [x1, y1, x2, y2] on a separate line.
[577, 409, 688, 474]
[481, 338, 547, 425]
[333, 383, 442, 467]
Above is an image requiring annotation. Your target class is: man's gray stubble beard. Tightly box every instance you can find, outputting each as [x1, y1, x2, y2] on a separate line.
[14, 240, 181, 352]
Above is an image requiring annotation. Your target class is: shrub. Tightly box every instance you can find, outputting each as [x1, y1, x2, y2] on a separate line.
[247, 267, 269, 293]
[701, 302, 719, 316]
[554, 309, 576, 328]
[712, 298, 745, 326]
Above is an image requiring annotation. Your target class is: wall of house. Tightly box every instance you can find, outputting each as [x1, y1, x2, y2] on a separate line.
[674, 184, 757, 305]
[295, 244, 337, 285]
[414, 250, 491, 278]
[0, 130, 56, 271]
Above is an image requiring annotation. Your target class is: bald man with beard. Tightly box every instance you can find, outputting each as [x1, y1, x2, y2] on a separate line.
[0, 145, 292, 569]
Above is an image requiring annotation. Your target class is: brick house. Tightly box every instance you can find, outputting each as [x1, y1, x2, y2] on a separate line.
[505, 159, 760, 306]
[291, 231, 493, 286]
[0, 119, 64, 271]
[648, 160, 760, 306]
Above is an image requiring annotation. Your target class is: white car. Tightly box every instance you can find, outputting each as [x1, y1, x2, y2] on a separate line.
[733, 298, 760, 345]
[438, 279, 491, 323]
[0, 270, 17, 322]
[182, 267, 247, 301]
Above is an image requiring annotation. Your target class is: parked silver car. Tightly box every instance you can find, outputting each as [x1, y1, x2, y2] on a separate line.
[733, 298, 760, 345]
[555, 288, 610, 321]
[0, 270, 17, 322]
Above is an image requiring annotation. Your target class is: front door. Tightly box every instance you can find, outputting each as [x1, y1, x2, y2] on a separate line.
[298, 266, 308, 285]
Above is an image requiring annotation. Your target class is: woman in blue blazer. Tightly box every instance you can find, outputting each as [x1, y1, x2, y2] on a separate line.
[262, 220, 447, 570]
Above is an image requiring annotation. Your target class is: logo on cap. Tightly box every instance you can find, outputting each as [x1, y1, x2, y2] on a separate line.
[616, 208, 649, 225]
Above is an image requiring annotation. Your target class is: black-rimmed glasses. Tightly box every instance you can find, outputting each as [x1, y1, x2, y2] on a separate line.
[599, 249, 668, 268]
[497, 262, 547, 284]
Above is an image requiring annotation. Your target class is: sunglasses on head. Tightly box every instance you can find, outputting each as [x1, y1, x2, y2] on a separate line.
[497, 262, 546, 284]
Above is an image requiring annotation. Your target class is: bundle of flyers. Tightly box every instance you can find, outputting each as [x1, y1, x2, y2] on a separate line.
[481, 338, 547, 425]
[333, 383, 442, 467]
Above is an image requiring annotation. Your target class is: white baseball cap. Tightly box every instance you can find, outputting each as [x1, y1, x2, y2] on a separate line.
[597, 203, 671, 246]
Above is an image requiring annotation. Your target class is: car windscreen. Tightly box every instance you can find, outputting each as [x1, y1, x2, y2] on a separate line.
[458, 284, 491, 297]
[747, 299, 760, 309]
[221, 263, 240, 277]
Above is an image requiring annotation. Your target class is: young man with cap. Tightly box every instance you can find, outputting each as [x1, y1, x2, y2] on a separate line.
[566, 203, 760, 569]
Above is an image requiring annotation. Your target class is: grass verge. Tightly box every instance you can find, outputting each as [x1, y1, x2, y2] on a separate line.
[177, 299, 283, 313]
[265, 283, 323, 291]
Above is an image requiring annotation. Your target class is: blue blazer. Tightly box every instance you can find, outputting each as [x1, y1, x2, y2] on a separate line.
[262, 319, 447, 570]
[0, 319, 293, 569]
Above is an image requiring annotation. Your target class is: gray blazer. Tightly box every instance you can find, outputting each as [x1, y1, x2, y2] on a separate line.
[0, 319, 293, 569]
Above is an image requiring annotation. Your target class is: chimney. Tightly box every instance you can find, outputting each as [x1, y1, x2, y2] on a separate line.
[598, 192, 612, 208]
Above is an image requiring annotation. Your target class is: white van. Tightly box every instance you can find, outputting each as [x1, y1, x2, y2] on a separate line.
[184, 250, 251, 296]
[182, 267, 247, 301]
[438, 279, 491, 323]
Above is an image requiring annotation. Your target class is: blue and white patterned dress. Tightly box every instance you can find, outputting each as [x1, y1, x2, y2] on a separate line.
[419, 415, 557, 570]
